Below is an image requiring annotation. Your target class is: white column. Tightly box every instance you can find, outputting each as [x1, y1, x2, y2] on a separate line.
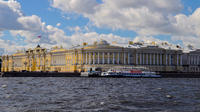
[191, 55, 193, 65]
[142, 53, 144, 65]
[124, 52, 126, 64]
[89, 52, 91, 65]
[166, 54, 168, 65]
[140, 53, 142, 65]
[193, 55, 195, 65]
[39, 56, 41, 67]
[153, 53, 156, 65]
[83, 52, 85, 64]
[160, 54, 162, 65]
[157, 53, 159, 65]
[198, 56, 200, 65]
[169, 54, 171, 65]
[180, 55, 183, 65]
[150, 54, 152, 65]
[118, 52, 120, 64]
[74, 53, 76, 65]
[128, 52, 130, 65]
[80, 52, 82, 65]
[57, 56, 58, 66]
[56, 56, 58, 66]
[71, 54, 73, 65]
[192, 55, 194, 65]
[86, 52, 87, 64]
[177, 54, 179, 66]
[195, 55, 197, 65]
[188, 55, 190, 65]
[146, 54, 148, 65]
[113, 53, 115, 64]
[188, 55, 191, 65]
[136, 53, 138, 65]
[51, 55, 52, 65]
[93, 52, 95, 64]
[98, 52, 100, 64]
[193, 56, 195, 65]
[103, 52, 105, 64]
[196, 55, 198, 65]
[108, 52, 110, 64]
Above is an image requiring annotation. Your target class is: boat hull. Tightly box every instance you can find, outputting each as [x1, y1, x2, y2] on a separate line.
[101, 73, 161, 78]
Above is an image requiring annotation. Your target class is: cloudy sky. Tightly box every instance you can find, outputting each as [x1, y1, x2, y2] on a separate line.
[0, 0, 200, 54]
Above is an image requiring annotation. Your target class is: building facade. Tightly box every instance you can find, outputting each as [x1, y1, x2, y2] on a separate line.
[182, 50, 200, 72]
[1, 40, 197, 73]
[0, 56, 2, 72]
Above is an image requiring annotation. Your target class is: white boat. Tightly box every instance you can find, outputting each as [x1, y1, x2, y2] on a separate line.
[101, 67, 161, 78]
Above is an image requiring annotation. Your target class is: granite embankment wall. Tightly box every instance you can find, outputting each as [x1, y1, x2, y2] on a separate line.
[1, 71, 200, 78]
[1, 72, 80, 77]
[159, 72, 200, 78]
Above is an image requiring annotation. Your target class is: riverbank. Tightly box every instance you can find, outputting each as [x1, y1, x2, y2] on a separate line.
[0, 72, 80, 77]
[1, 71, 200, 78]
[159, 71, 200, 78]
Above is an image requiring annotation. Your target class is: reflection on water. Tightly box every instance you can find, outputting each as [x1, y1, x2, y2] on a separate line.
[0, 77, 200, 112]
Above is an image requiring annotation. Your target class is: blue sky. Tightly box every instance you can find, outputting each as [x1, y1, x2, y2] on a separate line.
[0, 0, 200, 54]
[17, 0, 198, 36]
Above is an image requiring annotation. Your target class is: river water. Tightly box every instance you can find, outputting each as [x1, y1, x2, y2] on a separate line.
[0, 78, 200, 112]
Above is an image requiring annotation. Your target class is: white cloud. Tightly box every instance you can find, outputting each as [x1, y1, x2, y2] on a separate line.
[0, 31, 4, 37]
[133, 36, 163, 44]
[0, 0, 134, 55]
[17, 15, 44, 31]
[51, 0, 98, 14]
[56, 23, 61, 27]
[69, 32, 130, 46]
[0, 0, 71, 54]
[51, 0, 183, 36]
[51, 0, 200, 49]
[173, 8, 200, 36]
[0, 39, 26, 55]
[0, 0, 23, 30]
[1, 0, 200, 54]
[171, 8, 200, 48]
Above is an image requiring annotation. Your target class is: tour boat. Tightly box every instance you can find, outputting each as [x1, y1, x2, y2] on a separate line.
[101, 67, 161, 78]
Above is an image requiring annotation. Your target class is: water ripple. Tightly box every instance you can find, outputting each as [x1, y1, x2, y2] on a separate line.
[0, 78, 200, 112]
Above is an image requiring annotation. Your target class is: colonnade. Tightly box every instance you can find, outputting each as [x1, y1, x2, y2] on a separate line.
[70, 51, 183, 66]
[135, 53, 182, 66]
[51, 55, 66, 66]
[79, 52, 130, 65]
[189, 55, 200, 65]
[13, 58, 23, 67]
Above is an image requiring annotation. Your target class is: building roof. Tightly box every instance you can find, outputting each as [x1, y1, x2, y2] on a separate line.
[71, 40, 123, 50]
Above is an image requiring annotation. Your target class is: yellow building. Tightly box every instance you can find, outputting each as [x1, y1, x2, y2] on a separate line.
[1, 40, 184, 72]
